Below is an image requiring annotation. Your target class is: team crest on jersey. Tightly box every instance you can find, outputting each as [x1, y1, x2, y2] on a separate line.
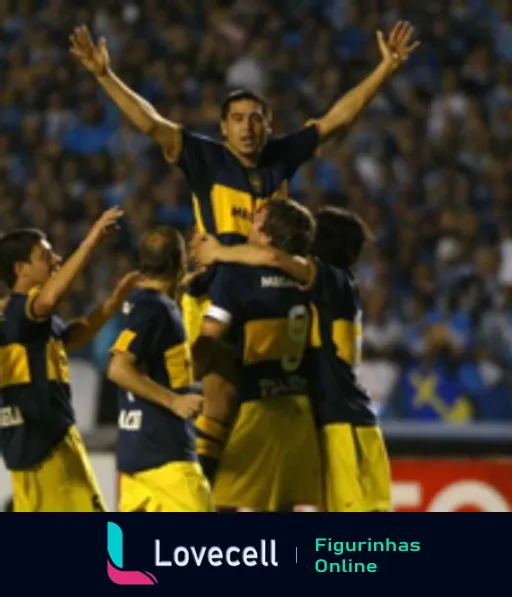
[248, 172, 262, 194]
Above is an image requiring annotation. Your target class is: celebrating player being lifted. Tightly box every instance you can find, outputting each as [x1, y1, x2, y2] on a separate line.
[69, 21, 419, 344]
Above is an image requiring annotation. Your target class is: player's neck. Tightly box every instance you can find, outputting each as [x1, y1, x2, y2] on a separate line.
[137, 277, 175, 297]
[225, 143, 259, 168]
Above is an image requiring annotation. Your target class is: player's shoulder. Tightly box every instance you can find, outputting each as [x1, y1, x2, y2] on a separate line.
[313, 259, 357, 298]
[123, 288, 179, 322]
[260, 124, 319, 161]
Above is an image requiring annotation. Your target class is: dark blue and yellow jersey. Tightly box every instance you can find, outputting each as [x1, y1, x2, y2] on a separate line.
[175, 125, 319, 245]
[205, 264, 310, 402]
[111, 288, 198, 474]
[308, 260, 377, 426]
[175, 125, 319, 296]
[0, 289, 75, 470]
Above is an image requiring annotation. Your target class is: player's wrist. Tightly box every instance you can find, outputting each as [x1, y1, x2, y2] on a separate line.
[96, 65, 112, 81]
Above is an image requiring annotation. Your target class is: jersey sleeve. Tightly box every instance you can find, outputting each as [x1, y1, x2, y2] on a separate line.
[265, 124, 320, 179]
[309, 259, 350, 308]
[204, 265, 243, 328]
[173, 129, 223, 185]
[111, 303, 164, 363]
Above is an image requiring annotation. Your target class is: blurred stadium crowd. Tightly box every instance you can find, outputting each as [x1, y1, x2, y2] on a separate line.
[1, 0, 512, 424]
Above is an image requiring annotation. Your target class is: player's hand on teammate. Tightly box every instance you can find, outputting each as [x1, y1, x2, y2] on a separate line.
[169, 393, 204, 419]
[86, 207, 124, 247]
[111, 271, 142, 305]
[377, 21, 420, 73]
[70, 25, 110, 78]
[190, 231, 222, 267]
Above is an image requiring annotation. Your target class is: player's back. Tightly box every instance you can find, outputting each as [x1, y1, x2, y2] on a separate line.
[307, 260, 391, 512]
[206, 263, 322, 511]
[226, 264, 311, 403]
[0, 291, 74, 471]
[112, 288, 197, 474]
[308, 260, 377, 426]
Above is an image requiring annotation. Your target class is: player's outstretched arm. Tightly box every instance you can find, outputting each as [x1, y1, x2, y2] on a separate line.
[65, 271, 140, 351]
[191, 233, 316, 287]
[69, 26, 181, 160]
[107, 352, 203, 419]
[30, 208, 123, 321]
[316, 21, 420, 142]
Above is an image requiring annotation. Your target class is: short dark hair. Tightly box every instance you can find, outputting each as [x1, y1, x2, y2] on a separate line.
[220, 89, 269, 120]
[0, 228, 46, 288]
[139, 227, 186, 279]
[311, 207, 372, 269]
[262, 199, 316, 257]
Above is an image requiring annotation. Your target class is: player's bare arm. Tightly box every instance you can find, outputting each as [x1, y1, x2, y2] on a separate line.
[69, 25, 182, 161]
[192, 318, 227, 381]
[107, 352, 203, 419]
[191, 232, 316, 287]
[316, 21, 420, 141]
[65, 271, 141, 351]
[30, 207, 123, 321]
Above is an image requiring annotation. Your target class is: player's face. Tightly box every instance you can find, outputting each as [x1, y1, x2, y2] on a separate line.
[249, 204, 271, 245]
[221, 100, 270, 159]
[20, 240, 61, 286]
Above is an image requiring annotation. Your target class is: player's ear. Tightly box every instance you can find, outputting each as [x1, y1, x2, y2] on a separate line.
[265, 112, 273, 135]
[220, 120, 227, 139]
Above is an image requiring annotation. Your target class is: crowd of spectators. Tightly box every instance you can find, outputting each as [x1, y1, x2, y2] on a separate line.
[2, 0, 512, 423]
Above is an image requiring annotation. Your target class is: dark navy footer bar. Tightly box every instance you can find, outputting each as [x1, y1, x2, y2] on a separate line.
[0, 515, 509, 595]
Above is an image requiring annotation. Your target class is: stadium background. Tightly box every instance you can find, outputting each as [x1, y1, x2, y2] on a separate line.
[1, 0, 512, 511]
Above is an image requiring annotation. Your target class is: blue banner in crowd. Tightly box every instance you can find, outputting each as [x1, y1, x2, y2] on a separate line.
[0, 514, 508, 594]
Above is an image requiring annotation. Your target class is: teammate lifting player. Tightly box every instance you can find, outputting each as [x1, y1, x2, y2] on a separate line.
[192, 205, 391, 512]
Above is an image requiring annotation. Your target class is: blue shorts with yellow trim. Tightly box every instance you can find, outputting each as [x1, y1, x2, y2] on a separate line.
[118, 461, 213, 512]
[213, 394, 322, 512]
[321, 422, 391, 512]
[11, 425, 106, 512]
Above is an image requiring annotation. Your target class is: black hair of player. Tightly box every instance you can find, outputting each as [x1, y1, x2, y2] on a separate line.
[0, 228, 47, 288]
[311, 206, 372, 269]
[262, 199, 316, 257]
[220, 89, 269, 120]
[139, 226, 186, 279]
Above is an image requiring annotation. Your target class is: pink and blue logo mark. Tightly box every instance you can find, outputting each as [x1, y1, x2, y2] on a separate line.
[107, 522, 158, 585]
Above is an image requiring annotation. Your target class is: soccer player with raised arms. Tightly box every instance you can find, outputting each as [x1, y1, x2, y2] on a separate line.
[69, 21, 419, 346]
[0, 208, 137, 512]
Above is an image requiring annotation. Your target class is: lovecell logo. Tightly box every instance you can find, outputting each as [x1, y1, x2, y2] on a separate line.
[107, 522, 158, 585]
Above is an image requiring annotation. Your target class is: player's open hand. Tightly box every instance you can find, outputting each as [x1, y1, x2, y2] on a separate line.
[190, 232, 222, 267]
[87, 207, 124, 246]
[70, 25, 110, 78]
[377, 21, 420, 73]
[170, 393, 204, 419]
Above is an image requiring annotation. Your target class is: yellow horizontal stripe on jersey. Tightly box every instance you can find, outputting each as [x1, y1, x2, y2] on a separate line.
[243, 317, 309, 366]
[211, 184, 268, 237]
[46, 338, 71, 384]
[332, 319, 363, 366]
[164, 342, 194, 389]
[0, 343, 31, 389]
